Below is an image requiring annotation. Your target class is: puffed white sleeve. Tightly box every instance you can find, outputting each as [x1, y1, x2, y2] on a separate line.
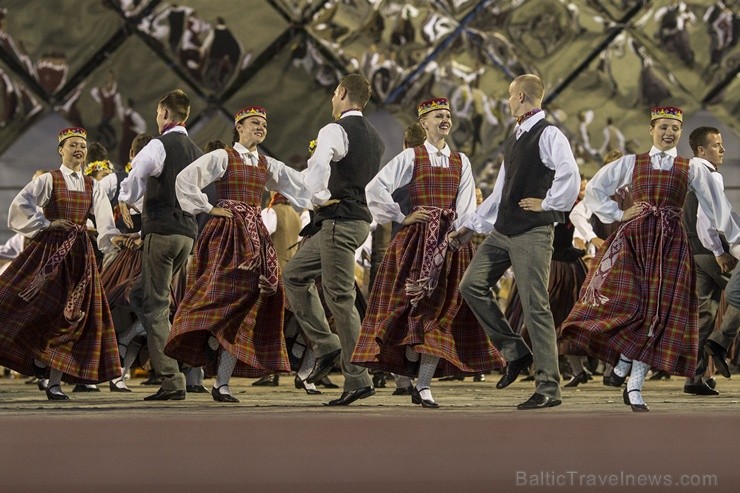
[365, 148, 415, 224]
[175, 149, 230, 215]
[8, 173, 53, 238]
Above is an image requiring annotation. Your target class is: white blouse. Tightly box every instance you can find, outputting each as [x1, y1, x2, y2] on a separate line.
[365, 141, 476, 228]
[175, 142, 311, 215]
[8, 165, 120, 253]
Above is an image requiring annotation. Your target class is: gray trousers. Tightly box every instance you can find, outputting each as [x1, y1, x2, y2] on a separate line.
[283, 219, 372, 391]
[708, 261, 740, 349]
[460, 225, 561, 400]
[692, 254, 729, 379]
[130, 233, 192, 392]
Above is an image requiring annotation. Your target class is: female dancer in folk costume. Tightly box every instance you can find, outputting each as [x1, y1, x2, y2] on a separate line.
[98, 134, 153, 392]
[561, 107, 740, 412]
[352, 98, 504, 408]
[0, 127, 126, 400]
[165, 105, 311, 403]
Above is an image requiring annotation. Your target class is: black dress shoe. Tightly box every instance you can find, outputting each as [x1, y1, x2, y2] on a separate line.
[706, 377, 717, 389]
[497, 353, 533, 389]
[72, 384, 100, 392]
[252, 373, 280, 386]
[143, 388, 186, 401]
[109, 380, 132, 393]
[36, 378, 48, 391]
[316, 376, 339, 389]
[603, 371, 627, 387]
[186, 384, 210, 393]
[648, 369, 671, 380]
[564, 371, 589, 388]
[324, 386, 375, 406]
[45, 385, 70, 401]
[211, 385, 239, 403]
[392, 385, 414, 396]
[705, 340, 731, 378]
[683, 382, 719, 396]
[439, 375, 465, 382]
[473, 373, 486, 382]
[294, 375, 322, 395]
[517, 392, 561, 410]
[372, 372, 387, 388]
[411, 387, 439, 408]
[140, 375, 164, 386]
[623, 388, 649, 412]
[306, 349, 341, 384]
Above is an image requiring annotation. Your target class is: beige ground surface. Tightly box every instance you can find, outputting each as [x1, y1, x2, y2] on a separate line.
[1, 373, 738, 492]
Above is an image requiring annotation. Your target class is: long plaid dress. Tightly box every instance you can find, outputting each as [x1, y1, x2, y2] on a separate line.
[165, 149, 289, 377]
[352, 146, 504, 377]
[561, 153, 697, 376]
[0, 171, 120, 383]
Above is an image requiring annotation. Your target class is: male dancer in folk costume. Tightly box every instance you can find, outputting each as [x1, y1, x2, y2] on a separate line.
[0, 127, 126, 400]
[561, 107, 740, 412]
[165, 105, 311, 403]
[118, 89, 201, 401]
[283, 73, 385, 406]
[682, 126, 734, 396]
[449, 74, 581, 410]
[352, 98, 504, 408]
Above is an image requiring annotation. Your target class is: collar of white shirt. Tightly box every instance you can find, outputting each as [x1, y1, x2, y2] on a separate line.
[339, 110, 363, 119]
[60, 164, 81, 178]
[233, 142, 259, 164]
[689, 156, 716, 172]
[648, 146, 677, 158]
[162, 126, 188, 135]
[423, 140, 451, 157]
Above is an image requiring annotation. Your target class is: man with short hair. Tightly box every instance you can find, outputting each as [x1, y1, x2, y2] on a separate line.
[119, 89, 202, 401]
[283, 73, 385, 406]
[450, 74, 580, 410]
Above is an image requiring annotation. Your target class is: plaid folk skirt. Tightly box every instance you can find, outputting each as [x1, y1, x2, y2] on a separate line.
[561, 215, 698, 376]
[165, 212, 289, 377]
[352, 224, 504, 377]
[0, 231, 120, 383]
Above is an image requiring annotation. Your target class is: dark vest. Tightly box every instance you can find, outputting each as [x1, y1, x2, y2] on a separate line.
[683, 163, 728, 255]
[314, 116, 385, 225]
[140, 131, 201, 239]
[494, 119, 566, 236]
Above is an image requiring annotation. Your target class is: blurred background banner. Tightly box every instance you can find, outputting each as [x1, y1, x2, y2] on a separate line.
[1, 0, 738, 241]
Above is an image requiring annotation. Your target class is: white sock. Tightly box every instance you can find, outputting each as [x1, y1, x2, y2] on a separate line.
[48, 368, 63, 395]
[405, 345, 420, 362]
[297, 349, 316, 381]
[415, 354, 440, 402]
[567, 355, 585, 375]
[185, 366, 204, 386]
[304, 382, 318, 391]
[626, 360, 650, 405]
[613, 354, 632, 378]
[418, 387, 434, 402]
[208, 335, 220, 351]
[111, 376, 129, 390]
[215, 349, 237, 391]
[121, 337, 143, 375]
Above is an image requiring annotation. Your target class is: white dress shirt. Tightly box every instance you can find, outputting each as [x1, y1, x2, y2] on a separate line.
[119, 126, 187, 205]
[585, 146, 740, 244]
[302, 110, 361, 208]
[569, 200, 598, 242]
[462, 111, 580, 234]
[365, 141, 476, 228]
[8, 165, 119, 253]
[692, 156, 733, 256]
[99, 172, 144, 213]
[175, 142, 311, 215]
